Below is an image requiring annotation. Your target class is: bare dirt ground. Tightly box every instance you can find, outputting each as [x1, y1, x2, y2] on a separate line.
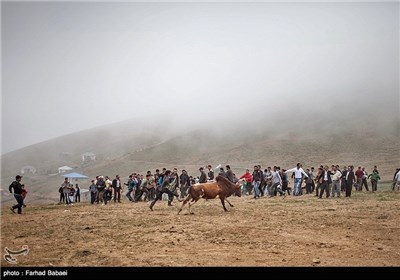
[1, 185, 399, 267]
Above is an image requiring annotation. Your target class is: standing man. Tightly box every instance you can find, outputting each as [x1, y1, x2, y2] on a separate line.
[96, 176, 106, 205]
[319, 165, 332, 199]
[345, 165, 356, 197]
[9, 175, 25, 214]
[340, 166, 348, 193]
[89, 179, 97, 204]
[252, 165, 263, 199]
[330, 165, 342, 198]
[361, 167, 369, 191]
[226, 165, 234, 183]
[61, 177, 71, 205]
[199, 167, 207, 183]
[207, 165, 214, 181]
[75, 184, 81, 202]
[58, 185, 65, 204]
[104, 176, 113, 202]
[285, 163, 308, 196]
[355, 166, 364, 191]
[112, 175, 122, 203]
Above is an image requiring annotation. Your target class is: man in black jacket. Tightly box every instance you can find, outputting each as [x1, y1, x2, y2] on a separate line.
[319, 166, 332, 199]
[207, 165, 214, 181]
[199, 167, 207, 183]
[9, 175, 24, 214]
[345, 165, 356, 197]
[112, 175, 122, 203]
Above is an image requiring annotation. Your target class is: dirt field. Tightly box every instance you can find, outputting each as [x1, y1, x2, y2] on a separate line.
[1, 185, 399, 267]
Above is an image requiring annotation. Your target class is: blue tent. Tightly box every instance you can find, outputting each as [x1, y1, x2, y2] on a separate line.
[61, 172, 89, 179]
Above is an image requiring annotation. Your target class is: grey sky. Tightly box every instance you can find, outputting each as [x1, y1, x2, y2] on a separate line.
[2, 1, 399, 154]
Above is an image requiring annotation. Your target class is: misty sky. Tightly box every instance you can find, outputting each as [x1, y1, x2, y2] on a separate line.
[2, 1, 399, 154]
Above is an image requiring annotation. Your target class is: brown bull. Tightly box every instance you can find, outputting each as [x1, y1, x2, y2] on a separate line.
[177, 175, 242, 214]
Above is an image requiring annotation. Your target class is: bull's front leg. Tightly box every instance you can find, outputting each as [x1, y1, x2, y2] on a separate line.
[225, 198, 234, 207]
[220, 197, 228, 211]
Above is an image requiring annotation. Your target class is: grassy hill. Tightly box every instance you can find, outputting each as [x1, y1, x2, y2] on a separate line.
[1, 121, 399, 204]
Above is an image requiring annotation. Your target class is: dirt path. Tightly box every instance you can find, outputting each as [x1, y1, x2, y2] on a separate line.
[1, 189, 399, 267]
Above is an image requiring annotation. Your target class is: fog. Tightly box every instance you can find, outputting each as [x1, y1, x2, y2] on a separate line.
[2, 1, 399, 154]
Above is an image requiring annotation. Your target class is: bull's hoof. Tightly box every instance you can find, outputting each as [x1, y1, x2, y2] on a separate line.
[190, 212, 194, 215]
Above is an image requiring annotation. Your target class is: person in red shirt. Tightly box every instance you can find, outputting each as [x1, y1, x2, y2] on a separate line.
[355, 166, 364, 191]
[240, 169, 253, 195]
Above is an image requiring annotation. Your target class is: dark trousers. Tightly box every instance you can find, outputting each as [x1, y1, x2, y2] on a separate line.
[126, 189, 134, 201]
[64, 193, 70, 204]
[315, 182, 321, 197]
[341, 180, 347, 192]
[105, 190, 112, 201]
[259, 182, 265, 196]
[135, 188, 149, 201]
[345, 181, 353, 197]
[114, 188, 121, 202]
[356, 178, 363, 191]
[96, 190, 106, 204]
[134, 189, 141, 201]
[319, 181, 330, 198]
[180, 185, 188, 199]
[361, 178, 369, 191]
[270, 182, 283, 197]
[12, 194, 24, 214]
[305, 183, 313, 194]
[371, 179, 378, 192]
[282, 182, 291, 195]
[75, 193, 80, 202]
[245, 184, 253, 195]
[150, 188, 177, 208]
[148, 188, 156, 201]
[59, 193, 65, 203]
[90, 192, 97, 204]
[168, 187, 180, 203]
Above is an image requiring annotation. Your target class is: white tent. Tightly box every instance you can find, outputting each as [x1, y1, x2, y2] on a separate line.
[58, 166, 73, 174]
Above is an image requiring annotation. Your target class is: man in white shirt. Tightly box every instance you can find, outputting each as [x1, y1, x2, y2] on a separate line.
[330, 165, 342, 197]
[285, 163, 308, 196]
